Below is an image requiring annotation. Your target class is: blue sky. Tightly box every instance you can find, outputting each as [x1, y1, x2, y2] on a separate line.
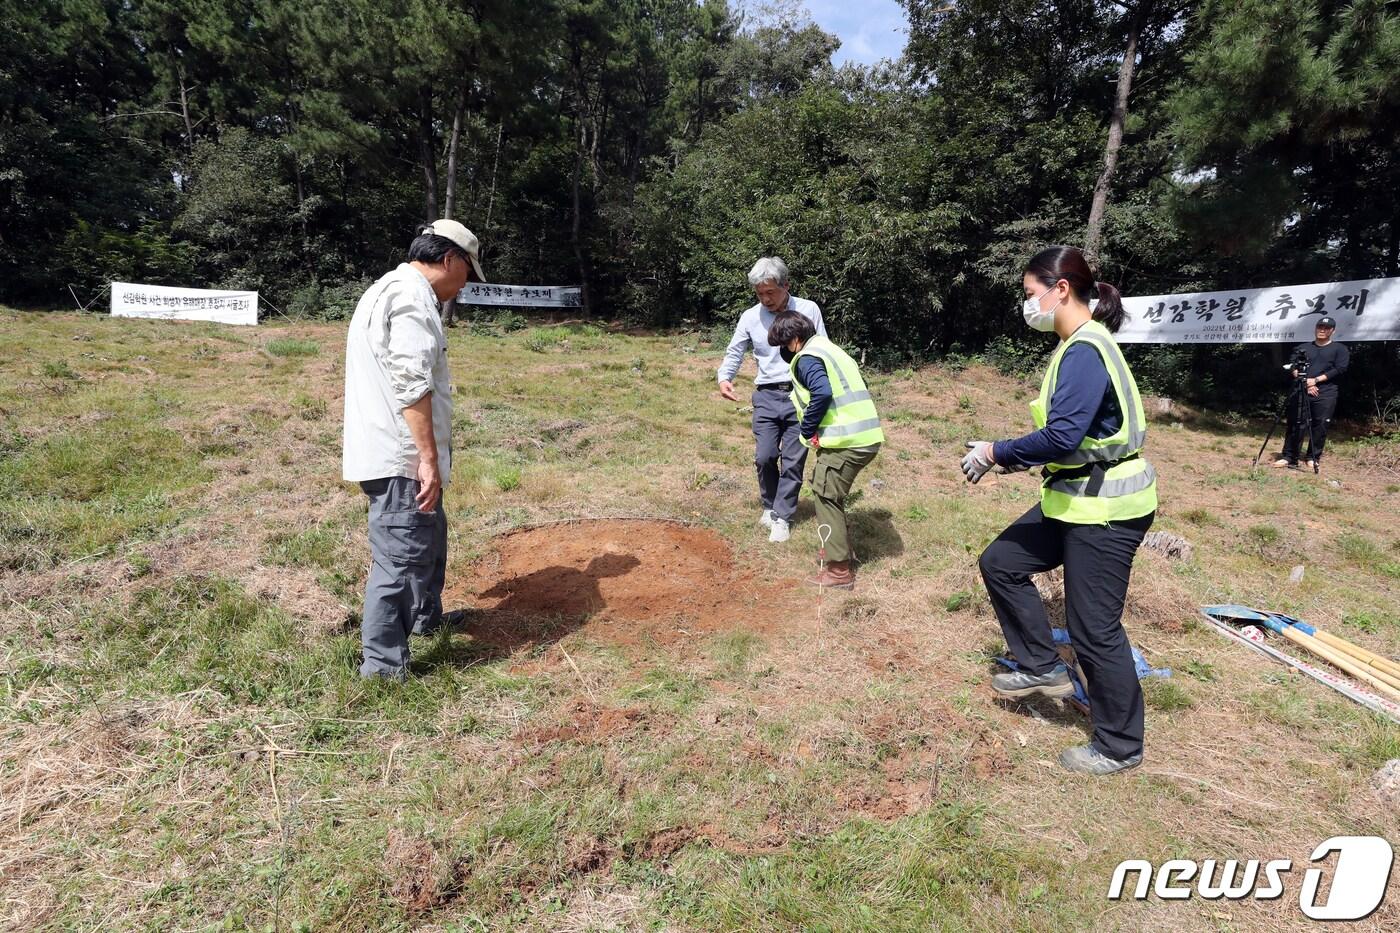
[803, 0, 909, 66]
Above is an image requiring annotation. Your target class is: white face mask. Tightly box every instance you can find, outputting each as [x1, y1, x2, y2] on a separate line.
[1022, 285, 1061, 332]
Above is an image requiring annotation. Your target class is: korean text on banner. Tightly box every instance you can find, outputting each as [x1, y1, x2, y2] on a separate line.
[111, 282, 259, 326]
[1115, 277, 1400, 344]
[457, 283, 582, 308]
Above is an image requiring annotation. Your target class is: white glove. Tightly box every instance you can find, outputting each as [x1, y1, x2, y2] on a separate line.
[961, 441, 995, 484]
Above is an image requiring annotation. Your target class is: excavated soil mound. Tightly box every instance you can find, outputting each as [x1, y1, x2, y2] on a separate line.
[449, 519, 792, 648]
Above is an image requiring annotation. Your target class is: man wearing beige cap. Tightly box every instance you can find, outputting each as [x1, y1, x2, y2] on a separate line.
[343, 220, 484, 680]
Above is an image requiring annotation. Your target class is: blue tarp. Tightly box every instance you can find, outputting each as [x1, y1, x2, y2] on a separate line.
[994, 627, 1171, 710]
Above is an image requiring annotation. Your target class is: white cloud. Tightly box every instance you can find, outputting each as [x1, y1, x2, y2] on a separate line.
[801, 0, 909, 66]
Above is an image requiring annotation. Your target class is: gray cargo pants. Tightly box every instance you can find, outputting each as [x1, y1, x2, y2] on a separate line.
[359, 476, 447, 680]
[752, 385, 808, 522]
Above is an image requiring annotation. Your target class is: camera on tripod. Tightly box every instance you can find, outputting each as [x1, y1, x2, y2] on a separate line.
[1284, 346, 1309, 380]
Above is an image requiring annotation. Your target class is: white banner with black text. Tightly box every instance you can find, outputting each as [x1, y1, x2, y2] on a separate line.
[1116, 277, 1400, 343]
[456, 283, 582, 308]
[111, 282, 258, 326]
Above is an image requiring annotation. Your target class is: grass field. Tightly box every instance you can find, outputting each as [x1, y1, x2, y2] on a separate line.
[2, 307, 1398, 931]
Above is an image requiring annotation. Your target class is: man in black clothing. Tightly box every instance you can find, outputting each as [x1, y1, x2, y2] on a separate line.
[1275, 316, 1349, 470]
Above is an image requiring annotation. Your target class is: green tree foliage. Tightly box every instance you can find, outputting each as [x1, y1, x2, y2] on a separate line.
[1169, 0, 1400, 279]
[173, 128, 305, 291]
[0, 0, 165, 298]
[0, 0, 1396, 413]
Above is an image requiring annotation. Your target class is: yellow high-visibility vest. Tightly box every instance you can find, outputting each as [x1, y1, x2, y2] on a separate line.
[789, 335, 885, 449]
[1032, 320, 1157, 523]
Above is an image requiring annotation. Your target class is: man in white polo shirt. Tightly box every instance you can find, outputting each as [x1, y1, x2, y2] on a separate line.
[343, 220, 484, 680]
[717, 257, 826, 543]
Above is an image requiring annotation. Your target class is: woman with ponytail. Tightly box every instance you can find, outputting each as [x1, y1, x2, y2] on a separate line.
[959, 245, 1158, 775]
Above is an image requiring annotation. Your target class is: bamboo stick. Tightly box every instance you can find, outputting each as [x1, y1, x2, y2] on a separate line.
[1278, 627, 1400, 704]
[1312, 630, 1400, 680]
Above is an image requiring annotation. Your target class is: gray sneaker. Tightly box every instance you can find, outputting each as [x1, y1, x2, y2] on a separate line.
[411, 608, 469, 637]
[1058, 744, 1143, 775]
[991, 665, 1075, 699]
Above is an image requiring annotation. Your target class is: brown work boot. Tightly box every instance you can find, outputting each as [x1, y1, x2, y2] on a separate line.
[807, 560, 855, 590]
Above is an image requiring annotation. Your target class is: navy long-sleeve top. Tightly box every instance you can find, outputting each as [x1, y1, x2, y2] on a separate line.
[793, 354, 833, 440]
[1292, 340, 1349, 395]
[992, 342, 1123, 468]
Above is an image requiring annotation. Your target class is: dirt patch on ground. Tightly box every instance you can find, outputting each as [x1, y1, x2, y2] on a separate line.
[839, 741, 946, 822]
[383, 828, 463, 914]
[635, 826, 698, 860]
[634, 820, 788, 859]
[450, 519, 795, 648]
[514, 699, 649, 746]
[565, 838, 619, 876]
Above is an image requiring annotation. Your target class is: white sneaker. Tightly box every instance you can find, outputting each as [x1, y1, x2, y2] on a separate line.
[759, 509, 774, 529]
[768, 518, 790, 543]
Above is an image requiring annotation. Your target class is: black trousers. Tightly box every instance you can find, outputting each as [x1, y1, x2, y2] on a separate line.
[979, 504, 1154, 760]
[1282, 389, 1338, 464]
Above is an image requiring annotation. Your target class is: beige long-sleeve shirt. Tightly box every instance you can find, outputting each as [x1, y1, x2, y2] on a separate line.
[342, 264, 453, 484]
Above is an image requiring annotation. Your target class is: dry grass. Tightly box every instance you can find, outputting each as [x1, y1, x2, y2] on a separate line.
[1, 310, 1397, 930]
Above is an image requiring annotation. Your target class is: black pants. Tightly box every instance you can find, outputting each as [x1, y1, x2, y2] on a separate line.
[1282, 389, 1338, 464]
[979, 504, 1154, 760]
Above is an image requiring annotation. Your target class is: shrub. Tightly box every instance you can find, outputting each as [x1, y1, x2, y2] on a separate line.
[945, 591, 974, 612]
[982, 335, 1046, 376]
[41, 360, 79, 380]
[1247, 524, 1279, 546]
[1338, 532, 1383, 567]
[285, 279, 371, 321]
[497, 310, 527, 332]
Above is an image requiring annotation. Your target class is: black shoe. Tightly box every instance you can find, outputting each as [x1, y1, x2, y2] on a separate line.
[991, 665, 1075, 699]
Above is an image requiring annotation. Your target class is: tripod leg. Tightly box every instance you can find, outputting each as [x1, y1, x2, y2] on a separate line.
[1257, 381, 1302, 468]
[1304, 393, 1320, 473]
[1255, 395, 1291, 468]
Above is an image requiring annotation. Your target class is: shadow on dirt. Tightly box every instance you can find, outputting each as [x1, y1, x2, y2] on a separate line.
[431, 554, 642, 662]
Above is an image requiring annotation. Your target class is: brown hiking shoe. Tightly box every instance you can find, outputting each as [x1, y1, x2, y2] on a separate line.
[807, 560, 855, 590]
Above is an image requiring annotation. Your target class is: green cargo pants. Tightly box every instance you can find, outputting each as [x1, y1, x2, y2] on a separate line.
[808, 444, 880, 562]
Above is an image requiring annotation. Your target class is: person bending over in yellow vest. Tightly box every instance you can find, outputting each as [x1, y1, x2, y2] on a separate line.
[767, 311, 884, 590]
[960, 245, 1157, 776]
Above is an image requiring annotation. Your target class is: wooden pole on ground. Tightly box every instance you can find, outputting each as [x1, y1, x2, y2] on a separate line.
[1274, 625, 1400, 704]
[1310, 630, 1400, 680]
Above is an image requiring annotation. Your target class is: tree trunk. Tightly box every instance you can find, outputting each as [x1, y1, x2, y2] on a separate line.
[176, 62, 195, 152]
[1386, 215, 1399, 278]
[443, 87, 467, 219]
[571, 121, 593, 316]
[285, 102, 311, 274]
[695, 72, 705, 140]
[485, 121, 504, 229]
[418, 85, 439, 220]
[294, 157, 312, 277]
[1085, 2, 1149, 268]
